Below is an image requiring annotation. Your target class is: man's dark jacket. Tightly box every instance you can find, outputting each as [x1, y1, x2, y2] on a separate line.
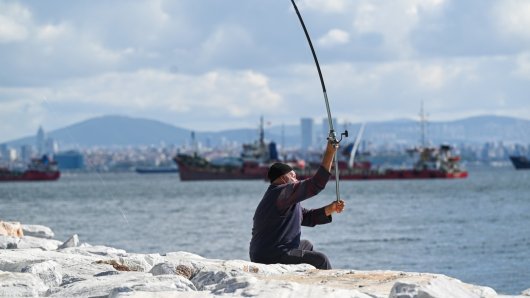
[249, 166, 332, 263]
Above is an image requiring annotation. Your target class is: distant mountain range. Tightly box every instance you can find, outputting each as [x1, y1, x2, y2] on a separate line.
[5, 115, 530, 149]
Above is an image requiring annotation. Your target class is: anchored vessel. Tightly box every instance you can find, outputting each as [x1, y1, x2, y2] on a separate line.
[509, 155, 530, 170]
[135, 166, 179, 174]
[296, 144, 468, 180]
[0, 156, 60, 182]
[174, 118, 280, 181]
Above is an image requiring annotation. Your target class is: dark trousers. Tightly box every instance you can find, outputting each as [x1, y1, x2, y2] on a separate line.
[278, 239, 332, 270]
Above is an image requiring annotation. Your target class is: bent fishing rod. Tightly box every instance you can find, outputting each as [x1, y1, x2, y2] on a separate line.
[290, 0, 348, 202]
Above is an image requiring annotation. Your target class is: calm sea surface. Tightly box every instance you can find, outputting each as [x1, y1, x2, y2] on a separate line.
[0, 166, 529, 294]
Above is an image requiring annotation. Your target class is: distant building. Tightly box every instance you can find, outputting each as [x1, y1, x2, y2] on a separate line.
[36, 126, 45, 155]
[20, 145, 35, 162]
[0, 144, 8, 161]
[45, 138, 59, 156]
[301, 118, 314, 151]
[54, 150, 84, 170]
[5, 148, 17, 162]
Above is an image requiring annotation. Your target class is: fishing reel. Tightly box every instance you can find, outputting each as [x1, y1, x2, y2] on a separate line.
[328, 130, 348, 147]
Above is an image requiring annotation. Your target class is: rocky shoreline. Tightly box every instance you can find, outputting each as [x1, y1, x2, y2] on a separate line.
[1, 221, 529, 297]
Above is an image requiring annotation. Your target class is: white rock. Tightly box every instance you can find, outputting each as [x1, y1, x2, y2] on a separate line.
[222, 259, 314, 275]
[118, 253, 164, 272]
[523, 288, 530, 295]
[389, 276, 498, 298]
[0, 271, 49, 297]
[0, 247, 111, 282]
[18, 235, 62, 250]
[60, 244, 127, 257]
[58, 234, 79, 249]
[210, 275, 372, 298]
[0, 239, 527, 298]
[0, 235, 20, 249]
[22, 224, 55, 239]
[111, 291, 208, 297]
[164, 251, 205, 260]
[49, 272, 196, 297]
[149, 262, 177, 276]
[192, 269, 242, 291]
[0, 221, 23, 237]
[21, 260, 63, 288]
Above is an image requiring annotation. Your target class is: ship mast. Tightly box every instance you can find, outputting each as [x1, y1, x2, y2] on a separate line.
[259, 116, 265, 147]
[420, 101, 427, 149]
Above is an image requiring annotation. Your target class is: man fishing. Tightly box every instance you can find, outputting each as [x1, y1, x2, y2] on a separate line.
[249, 140, 345, 269]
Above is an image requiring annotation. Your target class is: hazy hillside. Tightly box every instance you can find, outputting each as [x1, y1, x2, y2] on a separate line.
[8, 115, 191, 148]
[5, 115, 530, 149]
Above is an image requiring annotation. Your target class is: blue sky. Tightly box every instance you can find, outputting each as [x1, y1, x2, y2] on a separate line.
[1, 0, 530, 142]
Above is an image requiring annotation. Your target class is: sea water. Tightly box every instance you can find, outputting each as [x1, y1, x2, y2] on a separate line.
[0, 166, 529, 294]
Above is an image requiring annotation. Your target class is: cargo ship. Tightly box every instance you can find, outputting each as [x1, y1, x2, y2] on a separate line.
[0, 156, 61, 182]
[297, 144, 468, 180]
[509, 155, 530, 170]
[175, 153, 269, 181]
[298, 104, 468, 180]
[174, 108, 468, 181]
[135, 166, 179, 174]
[174, 117, 280, 181]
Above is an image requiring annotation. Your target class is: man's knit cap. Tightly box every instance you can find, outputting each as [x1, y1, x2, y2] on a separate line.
[267, 162, 293, 182]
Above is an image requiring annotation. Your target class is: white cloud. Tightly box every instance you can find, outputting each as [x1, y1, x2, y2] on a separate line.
[318, 29, 349, 47]
[414, 64, 464, 90]
[199, 24, 254, 65]
[352, 0, 447, 58]
[0, 68, 284, 140]
[36, 23, 70, 41]
[298, 0, 347, 13]
[494, 0, 530, 40]
[2, 0, 530, 142]
[514, 52, 530, 79]
[0, 2, 31, 43]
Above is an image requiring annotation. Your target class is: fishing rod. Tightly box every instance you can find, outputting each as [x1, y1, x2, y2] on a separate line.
[289, 0, 348, 202]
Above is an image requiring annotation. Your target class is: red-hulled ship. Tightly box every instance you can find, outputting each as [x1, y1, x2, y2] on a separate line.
[174, 117, 277, 181]
[0, 156, 60, 182]
[301, 103, 468, 180]
[296, 144, 468, 180]
[175, 153, 269, 181]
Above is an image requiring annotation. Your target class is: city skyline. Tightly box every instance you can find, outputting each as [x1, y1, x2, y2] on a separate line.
[1, 113, 529, 172]
[2, 1, 530, 142]
[4, 113, 530, 148]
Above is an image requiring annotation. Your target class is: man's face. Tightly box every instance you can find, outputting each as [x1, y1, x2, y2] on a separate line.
[280, 170, 298, 184]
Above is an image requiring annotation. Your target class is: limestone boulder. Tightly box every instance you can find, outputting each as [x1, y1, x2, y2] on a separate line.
[0, 221, 23, 237]
[18, 235, 62, 250]
[389, 276, 498, 298]
[118, 253, 165, 272]
[60, 243, 127, 257]
[21, 260, 63, 288]
[0, 235, 20, 249]
[0, 228, 527, 298]
[58, 234, 79, 249]
[0, 271, 48, 297]
[49, 272, 196, 297]
[22, 224, 55, 239]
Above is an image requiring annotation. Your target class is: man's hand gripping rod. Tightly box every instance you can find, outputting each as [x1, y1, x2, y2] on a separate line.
[290, 0, 348, 202]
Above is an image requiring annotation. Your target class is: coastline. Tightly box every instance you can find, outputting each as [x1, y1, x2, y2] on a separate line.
[1, 221, 528, 297]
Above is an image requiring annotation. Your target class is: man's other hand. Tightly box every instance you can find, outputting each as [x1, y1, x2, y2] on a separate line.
[325, 199, 345, 216]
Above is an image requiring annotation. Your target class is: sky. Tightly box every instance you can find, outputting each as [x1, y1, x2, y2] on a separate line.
[1, 0, 530, 142]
